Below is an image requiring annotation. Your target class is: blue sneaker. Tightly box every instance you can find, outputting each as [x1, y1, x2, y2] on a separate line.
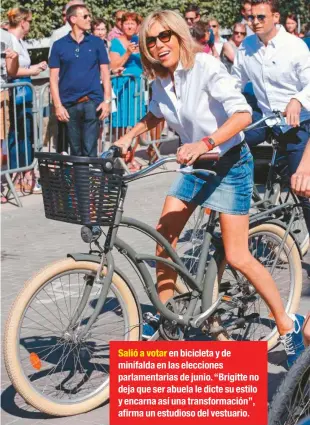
[142, 312, 160, 340]
[280, 314, 306, 368]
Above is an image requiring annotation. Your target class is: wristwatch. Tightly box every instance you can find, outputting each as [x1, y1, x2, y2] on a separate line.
[104, 98, 112, 104]
[202, 136, 216, 151]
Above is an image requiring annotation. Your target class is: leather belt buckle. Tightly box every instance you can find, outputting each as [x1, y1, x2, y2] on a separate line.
[76, 95, 90, 104]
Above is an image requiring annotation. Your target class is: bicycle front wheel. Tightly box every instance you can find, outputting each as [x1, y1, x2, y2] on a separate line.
[215, 223, 302, 349]
[268, 347, 310, 425]
[4, 258, 140, 416]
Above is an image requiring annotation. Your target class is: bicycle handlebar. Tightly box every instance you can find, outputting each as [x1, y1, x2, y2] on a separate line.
[122, 151, 220, 181]
[244, 111, 283, 132]
[244, 110, 310, 132]
[100, 146, 220, 181]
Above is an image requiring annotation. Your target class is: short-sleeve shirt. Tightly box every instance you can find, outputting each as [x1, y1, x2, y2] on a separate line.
[110, 38, 143, 77]
[49, 32, 109, 106]
[1, 29, 13, 88]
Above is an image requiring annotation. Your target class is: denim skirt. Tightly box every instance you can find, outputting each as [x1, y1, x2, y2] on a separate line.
[168, 143, 254, 215]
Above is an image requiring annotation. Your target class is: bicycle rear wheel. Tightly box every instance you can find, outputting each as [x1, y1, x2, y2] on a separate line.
[268, 347, 310, 425]
[280, 190, 309, 257]
[215, 223, 302, 349]
[4, 258, 140, 416]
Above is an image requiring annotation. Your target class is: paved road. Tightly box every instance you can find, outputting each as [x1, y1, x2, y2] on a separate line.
[1, 163, 309, 425]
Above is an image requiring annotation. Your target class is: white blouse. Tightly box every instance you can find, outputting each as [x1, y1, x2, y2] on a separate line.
[10, 32, 31, 69]
[149, 53, 252, 156]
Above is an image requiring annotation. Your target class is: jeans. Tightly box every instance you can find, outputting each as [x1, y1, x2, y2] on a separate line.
[245, 110, 310, 235]
[65, 100, 99, 157]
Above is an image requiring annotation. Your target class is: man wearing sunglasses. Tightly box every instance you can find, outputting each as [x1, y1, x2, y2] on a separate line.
[108, 10, 126, 41]
[232, 0, 310, 243]
[184, 4, 200, 28]
[49, 0, 85, 52]
[49, 4, 111, 157]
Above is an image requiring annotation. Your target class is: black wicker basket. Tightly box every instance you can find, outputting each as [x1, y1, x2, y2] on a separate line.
[35, 152, 124, 226]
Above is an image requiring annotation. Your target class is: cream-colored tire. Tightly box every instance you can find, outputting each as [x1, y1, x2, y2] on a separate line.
[215, 223, 302, 350]
[4, 258, 140, 416]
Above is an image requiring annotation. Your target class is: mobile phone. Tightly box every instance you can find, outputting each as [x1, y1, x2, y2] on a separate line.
[1, 52, 6, 58]
[131, 34, 139, 45]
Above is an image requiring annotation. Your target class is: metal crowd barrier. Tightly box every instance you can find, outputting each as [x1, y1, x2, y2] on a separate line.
[1, 81, 40, 207]
[38, 74, 179, 167]
[1, 75, 180, 207]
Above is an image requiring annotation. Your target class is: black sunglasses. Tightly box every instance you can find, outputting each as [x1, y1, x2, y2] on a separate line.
[248, 14, 266, 22]
[146, 30, 173, 48]
[234, 31, 246, 36]
[185, 17, 195, 22]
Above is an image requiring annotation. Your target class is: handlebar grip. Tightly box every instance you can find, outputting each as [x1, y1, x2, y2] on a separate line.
[109, 145, 122, 158]
[197, 152, 220, 162]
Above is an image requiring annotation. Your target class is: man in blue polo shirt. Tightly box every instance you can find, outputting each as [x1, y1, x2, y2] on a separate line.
[49, 4, 111, 156]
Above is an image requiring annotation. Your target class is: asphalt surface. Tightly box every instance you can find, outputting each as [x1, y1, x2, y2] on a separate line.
[1, 158, 309, 425]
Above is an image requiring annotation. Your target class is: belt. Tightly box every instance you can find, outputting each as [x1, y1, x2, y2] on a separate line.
[75, 95, 90, 104]
[225, 141, 247, 156]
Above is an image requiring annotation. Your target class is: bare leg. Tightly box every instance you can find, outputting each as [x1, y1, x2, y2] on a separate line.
[219, 213, 293, 336]
[156, 196, 197, 304]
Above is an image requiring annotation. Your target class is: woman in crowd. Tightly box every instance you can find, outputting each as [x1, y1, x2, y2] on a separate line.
[208, 17, 225, 55]
[7, 7, 47, 193]
[109, 11, 146, 171]
[91, 17, 109, 49]
[221, 23, 246, 73]
[285, 14, 299, 37]
[114, 10, 305, 366]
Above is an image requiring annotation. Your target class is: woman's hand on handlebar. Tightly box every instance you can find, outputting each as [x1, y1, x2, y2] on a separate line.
[114, 136, 132, 155]
[177, 141, 209, 166]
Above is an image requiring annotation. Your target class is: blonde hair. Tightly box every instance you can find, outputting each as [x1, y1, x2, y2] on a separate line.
[7, 7, 31, 28]
[139, 10, 202, 79]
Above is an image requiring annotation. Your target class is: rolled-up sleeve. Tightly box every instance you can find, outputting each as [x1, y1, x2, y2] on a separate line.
[149, 99, 164, 118]
[292, 43, 310, 110]
[204, 56, 252, 117]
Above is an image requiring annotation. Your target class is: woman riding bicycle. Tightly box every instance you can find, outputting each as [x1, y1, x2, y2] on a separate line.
[115, 10, 305, 367]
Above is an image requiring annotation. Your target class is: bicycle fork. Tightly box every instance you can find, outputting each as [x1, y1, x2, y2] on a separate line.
[65, 188, 127, 341]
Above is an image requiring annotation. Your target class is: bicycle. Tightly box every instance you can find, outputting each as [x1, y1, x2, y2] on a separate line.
[268, 346, 310, 425]
[249, 111, 310, 257]
[4, 147, 302, 416]
[175, 111, 310, 282]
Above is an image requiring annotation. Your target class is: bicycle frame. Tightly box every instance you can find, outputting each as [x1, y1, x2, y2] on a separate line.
[69, 188, 224, 341]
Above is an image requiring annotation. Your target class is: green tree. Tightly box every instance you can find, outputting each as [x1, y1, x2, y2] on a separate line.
[1, 0, 309, 39]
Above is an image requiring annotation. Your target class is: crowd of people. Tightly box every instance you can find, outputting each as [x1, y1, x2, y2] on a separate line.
[1, 1, 310, 179]
[0, 0, 309, 369]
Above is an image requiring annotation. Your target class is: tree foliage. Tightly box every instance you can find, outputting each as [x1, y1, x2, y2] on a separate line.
[1, 0, 309, 39]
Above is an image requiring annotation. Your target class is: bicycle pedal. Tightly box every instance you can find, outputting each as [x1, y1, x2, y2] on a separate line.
[221, 295, 244, 309]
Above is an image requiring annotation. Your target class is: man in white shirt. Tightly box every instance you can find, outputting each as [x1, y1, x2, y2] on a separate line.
[232, 0, 310, 237]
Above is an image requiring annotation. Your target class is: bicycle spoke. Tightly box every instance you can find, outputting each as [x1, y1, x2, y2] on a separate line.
[17, 268, 129, 403]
